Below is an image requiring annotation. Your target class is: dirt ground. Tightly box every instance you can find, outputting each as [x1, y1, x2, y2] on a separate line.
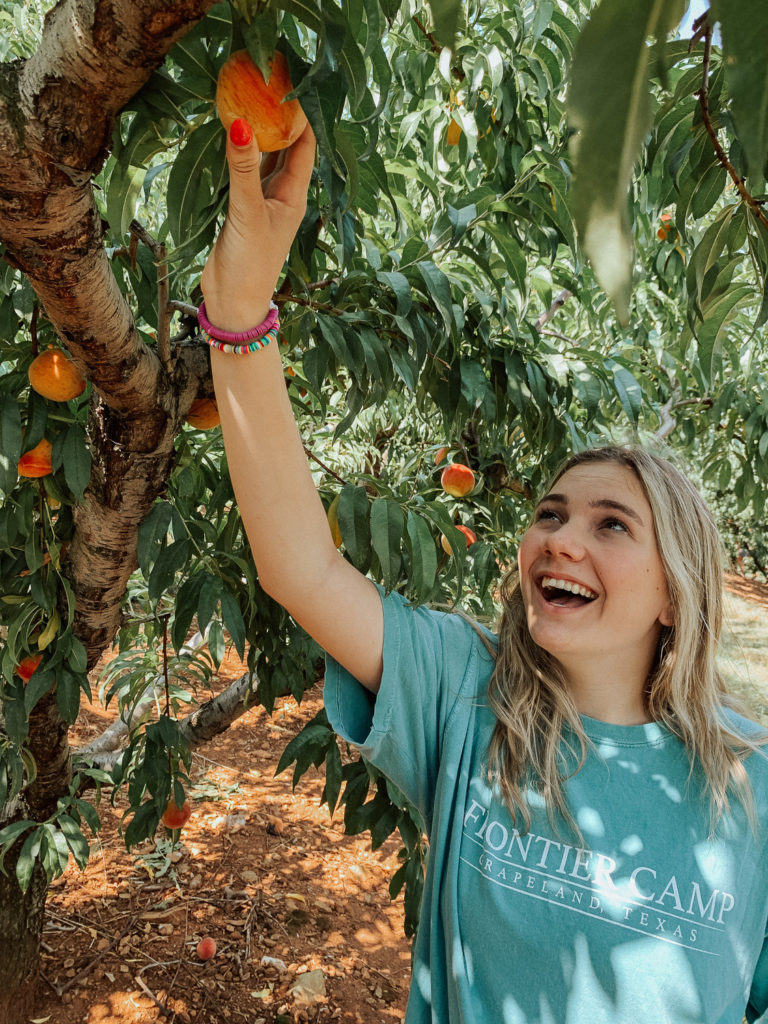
[34, 648, 411, 1024]
[30, 572, 768, 1024]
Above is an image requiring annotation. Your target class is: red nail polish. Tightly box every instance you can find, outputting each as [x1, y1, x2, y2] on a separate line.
[230, 118, 253, 148]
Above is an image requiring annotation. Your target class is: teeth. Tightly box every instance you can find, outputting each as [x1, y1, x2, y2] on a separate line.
[541, 576, 597, 600]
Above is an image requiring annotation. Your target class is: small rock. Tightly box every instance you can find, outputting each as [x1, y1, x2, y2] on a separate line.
[290, 968, 326, 1006]
[241, 870, 258, 883]
[260, 955, 287, 972]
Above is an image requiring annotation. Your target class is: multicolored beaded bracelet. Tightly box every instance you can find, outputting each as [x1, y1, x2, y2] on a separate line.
[197, 300, 279, 351]
[201, 323, 280, 354]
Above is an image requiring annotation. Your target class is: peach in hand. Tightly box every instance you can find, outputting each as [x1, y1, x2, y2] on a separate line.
[216, 49, 307, 153]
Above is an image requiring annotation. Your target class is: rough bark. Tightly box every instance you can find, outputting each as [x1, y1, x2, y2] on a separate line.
[0, 0, 219, 668]
[0, 4, 221, 1020]
[75, 669, 260, 772]
[0, 849, 49, 1024]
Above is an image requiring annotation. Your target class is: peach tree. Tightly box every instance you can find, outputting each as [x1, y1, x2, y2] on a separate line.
[1, 0, 768, 1018]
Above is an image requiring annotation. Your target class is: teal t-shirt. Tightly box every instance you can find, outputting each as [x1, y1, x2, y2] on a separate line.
[323, 586, 768, 1024]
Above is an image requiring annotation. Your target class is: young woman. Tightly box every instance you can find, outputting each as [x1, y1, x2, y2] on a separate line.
[202, 121, 768, 1023]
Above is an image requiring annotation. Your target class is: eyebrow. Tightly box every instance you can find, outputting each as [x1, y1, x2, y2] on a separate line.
[538, 493, 645, 526]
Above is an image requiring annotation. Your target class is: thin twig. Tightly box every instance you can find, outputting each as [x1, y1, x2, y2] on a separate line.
[697, 27, 768, 232]
[169, 300, 199, 318]
[534, 289, 572, 330]
[540, 327, 580, 347]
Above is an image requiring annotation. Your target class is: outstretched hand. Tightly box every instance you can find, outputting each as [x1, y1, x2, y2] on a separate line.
[200, 119, 316, 331]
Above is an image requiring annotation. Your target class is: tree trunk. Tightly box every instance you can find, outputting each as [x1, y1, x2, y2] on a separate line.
[0, 1, 220, 1014]
[0, 849, 49, 1024]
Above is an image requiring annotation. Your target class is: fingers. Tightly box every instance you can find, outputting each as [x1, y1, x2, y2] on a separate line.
[264, 123, 316, 205]
[225, 119, 264, 208]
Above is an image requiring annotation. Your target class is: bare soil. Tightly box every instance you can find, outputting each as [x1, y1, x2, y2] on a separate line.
[30, 572, 768, 1024]
[33, 646, 410, 1024]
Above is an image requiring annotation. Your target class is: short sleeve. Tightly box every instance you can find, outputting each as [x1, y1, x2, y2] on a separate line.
[323, 586, 483, 831]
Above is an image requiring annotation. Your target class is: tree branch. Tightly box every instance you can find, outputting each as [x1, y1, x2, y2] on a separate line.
[697, 26, 768, 233]
[74, 669, 261, 774]
[534, 289, 572, 330]
[0, 1, 221, 669]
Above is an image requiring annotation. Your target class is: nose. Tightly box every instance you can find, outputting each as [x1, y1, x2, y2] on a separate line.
[543, 521, 586, 560]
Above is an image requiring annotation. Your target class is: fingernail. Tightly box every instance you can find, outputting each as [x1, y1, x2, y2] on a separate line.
[230, 118, 253, 148]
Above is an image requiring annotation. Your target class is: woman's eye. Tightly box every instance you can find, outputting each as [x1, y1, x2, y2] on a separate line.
[536, 508, 560, 522]
[603, 517, 628, 533]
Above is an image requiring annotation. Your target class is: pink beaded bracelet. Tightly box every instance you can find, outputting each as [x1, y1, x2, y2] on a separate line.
[201, 323, 280, 354]
[197, 301, 279, 345]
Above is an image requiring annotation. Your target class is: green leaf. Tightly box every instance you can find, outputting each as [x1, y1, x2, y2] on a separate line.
[612, 365, 643, 423]
[0, 393, 22, 496]
[712, 0, 768, 185]
[321, 738, 343, 816]
[124, 800, 160, 848]
[425, 0, 463, 48]
[167, 121, 228, 247]
[337, 484, 372, 571]
[370, 498, 404, 590]
[56, 668, 81, 724]
[220, 587, 246, 659]
[15, 828, 41, 892]
[148, 538, 190, 603]
[406, 511, 437, 604]
[106, 161, 146, 240]
[138, 502, 174, 578]
[57, 813, 90, 871]
[696, 284, 752, 384]
[568, 0, 686, 323]
[416, 261, 454, 335]
[51, 424, 91, 500]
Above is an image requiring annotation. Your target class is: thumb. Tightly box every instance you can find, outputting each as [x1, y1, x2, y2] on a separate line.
[225, 119, 264, 208]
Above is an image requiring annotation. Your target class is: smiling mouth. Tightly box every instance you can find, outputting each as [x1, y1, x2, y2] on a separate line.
[539, 576, 598, 607]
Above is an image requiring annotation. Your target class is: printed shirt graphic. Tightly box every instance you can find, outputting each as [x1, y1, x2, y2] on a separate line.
[324, 586, 768, 1024]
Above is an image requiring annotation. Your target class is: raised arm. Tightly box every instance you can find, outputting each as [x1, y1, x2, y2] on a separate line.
[200, 121, 383, 693]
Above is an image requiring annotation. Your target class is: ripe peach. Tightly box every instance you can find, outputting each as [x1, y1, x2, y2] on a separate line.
[216, 49, 308, 153]
[441, 525, 477, 556]
[185, 398, 220, 429]
[28, 348, 86, 402]
[434, 446, 450, 465]
[440, 463, 475, 498]
[18, 438, 53, 478]
[15, 654, 42, 682]
[161, 798, 192, 830]
[196, 936, 217, 961]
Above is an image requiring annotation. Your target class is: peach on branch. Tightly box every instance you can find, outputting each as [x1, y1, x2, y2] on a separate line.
[28, 348, 86, 402]
[18, 438, 53, 478]
[15, 654, 42, 682]
[185, 398, 221, 429]
[441, 525, 477, 556]
[161, 798, 192, 830]
[434, 446, 450, 465]
[216, 49, 308, 153]
[440, 462, 475, 498]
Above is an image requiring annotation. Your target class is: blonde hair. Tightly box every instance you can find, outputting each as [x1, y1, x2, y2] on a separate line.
[485, 444, 767, 842]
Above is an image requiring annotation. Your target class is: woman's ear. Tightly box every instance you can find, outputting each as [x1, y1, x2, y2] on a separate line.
[659, 602, 674, 628]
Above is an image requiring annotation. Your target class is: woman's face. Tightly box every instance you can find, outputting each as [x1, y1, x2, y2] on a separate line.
[517, 461, 673, 688]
